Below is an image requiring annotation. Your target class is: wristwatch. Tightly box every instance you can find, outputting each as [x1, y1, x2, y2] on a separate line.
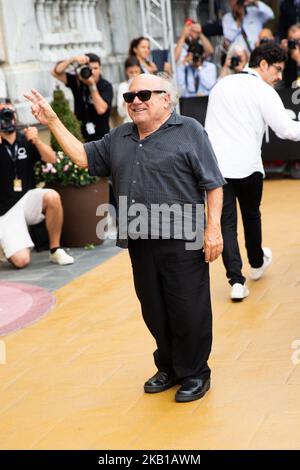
[89, 84, 97, 93]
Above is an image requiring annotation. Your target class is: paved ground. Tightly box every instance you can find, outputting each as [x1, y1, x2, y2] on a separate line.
[0, 239, 121, 291]
[1, 180, 300, 450]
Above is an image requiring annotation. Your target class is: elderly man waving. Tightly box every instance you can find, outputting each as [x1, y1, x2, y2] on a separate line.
[25, 74, 225, 403]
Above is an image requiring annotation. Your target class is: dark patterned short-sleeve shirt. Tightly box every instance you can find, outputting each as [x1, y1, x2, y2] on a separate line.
[84, 112, 225, 248]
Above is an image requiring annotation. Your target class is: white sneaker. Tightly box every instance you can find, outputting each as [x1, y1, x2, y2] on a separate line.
[249, 247, 272, 281]
[230, 283, 250, 301]
[50, 248, 74, 265]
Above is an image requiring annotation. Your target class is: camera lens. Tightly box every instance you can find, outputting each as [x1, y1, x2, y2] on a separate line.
[230, 56, 240, 70]
[0, 108, 16, 133]
[80, 65, 92, 80]
[288, 39, 298, 50]
[0, 108, 14, 120]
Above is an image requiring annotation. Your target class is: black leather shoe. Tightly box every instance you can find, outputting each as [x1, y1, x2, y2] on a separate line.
[175, 376, 210, 403]
[144, 370, 178, 393]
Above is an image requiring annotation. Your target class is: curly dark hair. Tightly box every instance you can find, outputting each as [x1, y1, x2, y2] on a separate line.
[249, 43, 287, 68]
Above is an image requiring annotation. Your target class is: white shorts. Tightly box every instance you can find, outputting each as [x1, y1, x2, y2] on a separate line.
[0, 188, 51, 259]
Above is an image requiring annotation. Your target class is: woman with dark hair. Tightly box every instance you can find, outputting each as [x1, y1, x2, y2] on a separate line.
[117, 56, 142, 123]
[128, 37, 158, 74]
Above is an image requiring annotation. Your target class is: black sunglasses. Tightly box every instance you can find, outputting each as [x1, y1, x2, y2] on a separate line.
[123, 89, 166, 103]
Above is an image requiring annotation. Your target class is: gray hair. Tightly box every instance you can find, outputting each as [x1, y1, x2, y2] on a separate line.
[156, 72, 179, 112]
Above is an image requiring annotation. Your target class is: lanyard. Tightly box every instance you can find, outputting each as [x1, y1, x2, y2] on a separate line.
[185, 66, 200, 94]
[5, 143, 19, 178]
[239, 70, 259, 78]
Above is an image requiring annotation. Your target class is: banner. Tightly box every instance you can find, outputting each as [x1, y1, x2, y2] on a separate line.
[180, 87, 300, 162]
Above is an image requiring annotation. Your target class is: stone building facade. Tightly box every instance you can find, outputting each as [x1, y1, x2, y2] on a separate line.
[0, 0, 200, 124]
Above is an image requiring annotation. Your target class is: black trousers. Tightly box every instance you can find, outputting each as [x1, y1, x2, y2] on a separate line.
[221, 172, 264, 286]
[128, 238, 212, 380]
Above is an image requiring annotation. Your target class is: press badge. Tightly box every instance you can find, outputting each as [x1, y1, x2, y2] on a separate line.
[13, 178, 22, 192]
[86, 122, 96, 135]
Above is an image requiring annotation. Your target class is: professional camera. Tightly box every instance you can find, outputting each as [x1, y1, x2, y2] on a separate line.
[288, 39, 300, 50]
[188, 42, 204, 65]
[260, 38, 274, 45]
[76, 64, 93, 80]
[230, 55, 241, 70]
[0, 107, 16, 133]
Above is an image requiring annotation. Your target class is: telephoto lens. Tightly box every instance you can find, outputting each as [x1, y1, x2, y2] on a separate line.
[0, 108, 16, 133]
[288, 39, 299, 50]
[230, 56, 241, 70]
[76, 64, 93, 79]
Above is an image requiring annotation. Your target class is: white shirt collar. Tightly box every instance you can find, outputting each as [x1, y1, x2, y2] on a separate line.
[242, 66, 263, 80]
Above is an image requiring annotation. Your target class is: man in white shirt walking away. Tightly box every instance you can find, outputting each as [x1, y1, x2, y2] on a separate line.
[205, 43, 300, 300]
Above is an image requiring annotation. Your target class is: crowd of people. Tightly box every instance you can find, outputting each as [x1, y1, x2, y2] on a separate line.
[1, 0, 299, 271]
[112, 2, 300, 106]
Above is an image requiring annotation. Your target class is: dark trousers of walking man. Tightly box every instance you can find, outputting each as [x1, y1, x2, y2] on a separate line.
[221, 171, 264, 286]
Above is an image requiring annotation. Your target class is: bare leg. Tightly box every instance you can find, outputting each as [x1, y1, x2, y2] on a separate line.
[42, 190, 63, 249]
[9, 248, 31, 269]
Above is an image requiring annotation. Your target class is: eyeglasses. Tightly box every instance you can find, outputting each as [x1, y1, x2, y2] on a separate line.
[271, 64, 283, 73]
[123, 89, 166, 103]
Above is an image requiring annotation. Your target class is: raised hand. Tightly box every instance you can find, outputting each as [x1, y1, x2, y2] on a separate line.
[23, 126, 38, 144]
[73, 55, 90, 65]
[24, 89, 57, 127]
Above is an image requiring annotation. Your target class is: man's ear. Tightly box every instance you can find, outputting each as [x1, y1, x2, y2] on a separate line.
[259, 59, 269, 72]
[163, 94, 170, 109]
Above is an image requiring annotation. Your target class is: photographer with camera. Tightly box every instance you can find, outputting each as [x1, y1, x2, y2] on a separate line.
[52, 53, 113, 142]
[255, 28, 275, 47]
[175, 19, 214, 64]
[176, 42, 217, 97]
[281, 23, 300, 88]
[0, 101, 74, 268]
[222, 0, 274, 53]
[219, 44, 250, 79]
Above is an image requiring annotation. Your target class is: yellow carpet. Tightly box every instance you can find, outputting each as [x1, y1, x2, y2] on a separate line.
[0, 179, 300, 450]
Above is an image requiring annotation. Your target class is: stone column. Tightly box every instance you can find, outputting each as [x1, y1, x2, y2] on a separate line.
[68, 0, 77, 30]
[82, 0, 91, 32]
[44, 0, 54, 32]
[74, 0, 85, 32]
[88, 0, 98, 31]
[51, 0, 61, 33]
[35, 0, 47, 33]
[60, 0, 70, 31]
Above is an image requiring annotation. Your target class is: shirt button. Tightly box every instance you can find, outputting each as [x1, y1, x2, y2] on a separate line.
[139, 144, 142, 147]
[136, 161, 140, 165]
[132, 199, 135, 203]
[133, 180, 136, 183]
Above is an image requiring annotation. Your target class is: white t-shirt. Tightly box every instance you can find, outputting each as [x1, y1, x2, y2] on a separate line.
[205, 67, 300, 178]
[222, 2, 274, 51]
